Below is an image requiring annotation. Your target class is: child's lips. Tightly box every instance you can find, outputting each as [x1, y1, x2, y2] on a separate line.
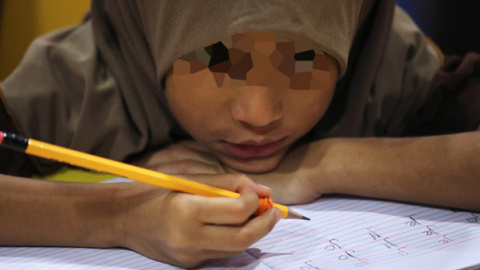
[221, 137, 288, 159]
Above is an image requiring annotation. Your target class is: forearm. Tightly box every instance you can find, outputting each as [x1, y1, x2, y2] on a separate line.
[0, 175, 122, 247]
[313, 132, 480, 211]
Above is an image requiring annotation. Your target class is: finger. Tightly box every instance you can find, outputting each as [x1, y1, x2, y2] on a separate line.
[199, 207, 281, 251]
[174, 140, 211, 153]
[187, 174, 272, 198]
[153, 160, 225, 175]
[136, 144, 220, 169]
[132, 145, 219, 172]
[195, 187, 259, 224]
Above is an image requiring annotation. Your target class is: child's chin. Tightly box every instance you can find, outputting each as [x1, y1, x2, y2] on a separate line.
[221, 155, 284, 174]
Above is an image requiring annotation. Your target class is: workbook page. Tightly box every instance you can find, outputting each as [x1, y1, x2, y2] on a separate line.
[216, 196, 480, 270]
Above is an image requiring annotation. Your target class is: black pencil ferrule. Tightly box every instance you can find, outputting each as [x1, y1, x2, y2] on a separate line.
[2, 132, 28, 152]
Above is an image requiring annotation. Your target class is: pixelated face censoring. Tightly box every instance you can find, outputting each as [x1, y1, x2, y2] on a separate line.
[172, 32, 336, 90]
[165, 32, 338, 173]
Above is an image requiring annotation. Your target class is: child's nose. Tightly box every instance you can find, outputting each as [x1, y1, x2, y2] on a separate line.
[230, 86, 283, 129]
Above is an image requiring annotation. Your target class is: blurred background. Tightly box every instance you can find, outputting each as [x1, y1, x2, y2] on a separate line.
[0, 0, 479, 81]
[0, 0, 90, 80]
[396, 0, 480, 56]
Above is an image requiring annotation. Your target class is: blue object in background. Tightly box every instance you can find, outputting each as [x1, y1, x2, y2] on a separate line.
[396, 0, 480, 56]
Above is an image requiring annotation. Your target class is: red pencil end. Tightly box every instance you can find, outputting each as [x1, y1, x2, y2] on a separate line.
[0, 131, 4, 145]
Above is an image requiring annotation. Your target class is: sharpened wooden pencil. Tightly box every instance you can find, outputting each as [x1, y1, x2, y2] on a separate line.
[0, 131, 309, 220]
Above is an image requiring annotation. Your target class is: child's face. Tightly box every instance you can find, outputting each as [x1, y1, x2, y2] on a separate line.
[165, 32, 338, 173]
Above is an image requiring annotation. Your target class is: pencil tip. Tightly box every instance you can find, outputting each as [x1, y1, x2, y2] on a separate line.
[286, 209, 310, 220]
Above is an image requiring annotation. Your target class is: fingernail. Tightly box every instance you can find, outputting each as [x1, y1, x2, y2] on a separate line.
[257, 183, 271, 190]
[274, 208, 282, 222]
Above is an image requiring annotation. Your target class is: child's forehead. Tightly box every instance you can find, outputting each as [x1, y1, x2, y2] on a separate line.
[218, 32, 318, 53]
[178, 32, 323, 64]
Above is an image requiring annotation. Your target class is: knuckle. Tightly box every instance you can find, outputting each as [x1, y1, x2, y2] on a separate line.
[171, 196, 200, 221]
[229, 200, 252, 220]
[167, 146, 188, 159]
[213, 165, 226, 174]
[180, 198, 201, 217]
[174, 161, 190, 174]
[173, 160, 217, 175]
[237, 173, 254, 184]
[227, 173, 253, 184]
[234, 229, 257, 249]
[172, 160, 196, 174]
[206, 156, 223, 169]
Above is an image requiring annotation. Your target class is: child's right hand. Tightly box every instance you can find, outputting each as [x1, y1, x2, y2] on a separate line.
[112, 173, 281, 268]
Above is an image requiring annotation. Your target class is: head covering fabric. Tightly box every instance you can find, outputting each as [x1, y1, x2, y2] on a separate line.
[309, 2, 441, 139]
[0, 0, 440, 175]
[114, 0, 369, 79]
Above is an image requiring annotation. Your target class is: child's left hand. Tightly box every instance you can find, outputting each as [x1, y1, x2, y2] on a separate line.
[133, 140, 329, 205]
[132, 140, 227, 175]
[132, 140, 329, 205]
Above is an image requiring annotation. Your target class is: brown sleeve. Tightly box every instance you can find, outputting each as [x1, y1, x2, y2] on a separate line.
[402, 52, 480, 136]
[0, 85, 60, 176]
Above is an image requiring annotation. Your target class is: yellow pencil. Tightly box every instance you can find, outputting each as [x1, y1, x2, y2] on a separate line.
[0, 131, 309, 220]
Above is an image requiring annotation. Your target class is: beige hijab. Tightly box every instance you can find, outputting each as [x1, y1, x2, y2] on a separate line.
[1, 0, 439, 174]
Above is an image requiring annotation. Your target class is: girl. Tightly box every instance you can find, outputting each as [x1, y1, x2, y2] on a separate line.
[1, 0, 479, 268]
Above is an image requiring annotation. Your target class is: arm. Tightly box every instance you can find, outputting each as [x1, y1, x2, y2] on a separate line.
[0, 174, 119, 247]
[0, 173, 280, 268]
[323, 132, 480, 211]
[252, 131, 480, 211]
[133, 134, 480, 211]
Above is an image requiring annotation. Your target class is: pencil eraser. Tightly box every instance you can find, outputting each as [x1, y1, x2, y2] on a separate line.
[0, 131, 4, 145]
